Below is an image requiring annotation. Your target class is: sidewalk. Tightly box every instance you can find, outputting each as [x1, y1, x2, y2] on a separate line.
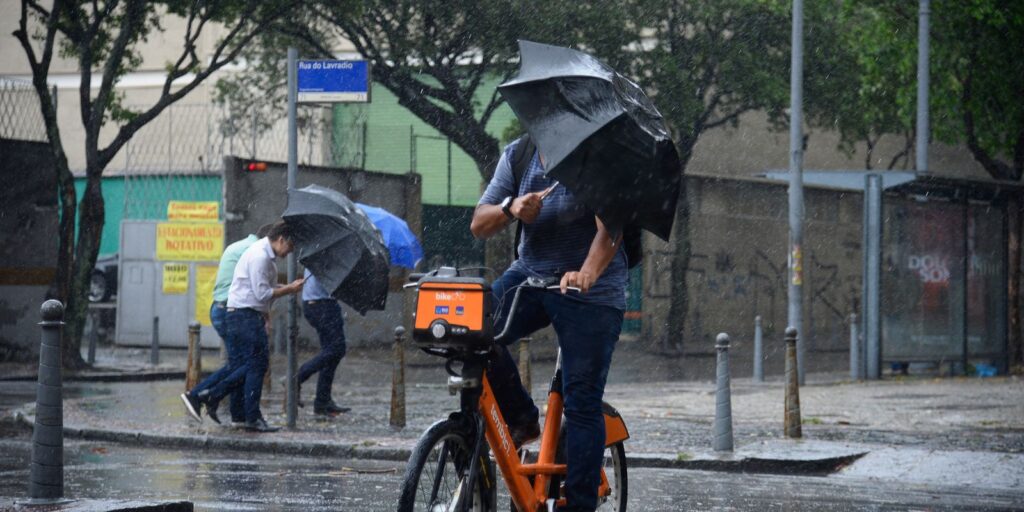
[6, 346, 1024, 488]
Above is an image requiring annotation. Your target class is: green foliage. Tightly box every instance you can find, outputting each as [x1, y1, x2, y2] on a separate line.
[829, 0, 1023, 178]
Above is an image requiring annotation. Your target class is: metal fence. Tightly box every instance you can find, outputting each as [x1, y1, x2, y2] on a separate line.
[0, 77, 48, 143]
[118, 102, 424, 219]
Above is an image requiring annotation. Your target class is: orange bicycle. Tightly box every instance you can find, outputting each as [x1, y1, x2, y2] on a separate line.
[397, 267, 629, 512]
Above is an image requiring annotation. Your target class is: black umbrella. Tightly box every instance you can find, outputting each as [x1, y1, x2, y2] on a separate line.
[282, 185, 389, 314]
[498, 40, 681, 240]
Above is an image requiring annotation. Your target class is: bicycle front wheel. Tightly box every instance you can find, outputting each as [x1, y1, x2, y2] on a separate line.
[398, 418, 490, 512]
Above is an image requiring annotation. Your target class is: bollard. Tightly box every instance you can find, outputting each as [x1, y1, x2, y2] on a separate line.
[849, 313, 860, 380]
[150, 316, 160, 366]
[185, 321, 202, 390]
[23, 300, 72, 505]
[86, 309, 98, 366]
[753, 316, 764, 383]
[390, 326, 406, 429]
[517, 337, 532, 395]
[784, 327, 802, 438]
[713, 333, 734, 451]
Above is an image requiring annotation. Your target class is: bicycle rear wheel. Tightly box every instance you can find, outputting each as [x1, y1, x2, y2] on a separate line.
[544, 438, 628, 511]
[398, 418, 491, 512]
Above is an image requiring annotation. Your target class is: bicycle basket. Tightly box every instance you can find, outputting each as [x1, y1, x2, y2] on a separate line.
[412, 276, 494, 350]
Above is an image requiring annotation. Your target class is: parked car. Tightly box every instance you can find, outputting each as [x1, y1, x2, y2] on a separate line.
[89, 254, 118, 303]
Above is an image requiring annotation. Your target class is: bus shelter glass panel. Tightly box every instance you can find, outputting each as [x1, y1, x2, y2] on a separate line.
[882, 198, 966, 361]
[967, 203, 1007, 362]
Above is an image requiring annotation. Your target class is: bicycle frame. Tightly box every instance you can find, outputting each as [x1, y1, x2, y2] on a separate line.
[468, 357, 629, 511]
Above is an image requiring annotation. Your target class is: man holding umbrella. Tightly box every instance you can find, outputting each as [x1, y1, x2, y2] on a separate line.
[294, 201, 423, 418]
[181, 222, 305, 432]
[471, 40, 681, 512]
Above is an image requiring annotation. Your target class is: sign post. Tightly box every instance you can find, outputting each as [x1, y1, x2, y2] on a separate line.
[286, 50, 371, 429]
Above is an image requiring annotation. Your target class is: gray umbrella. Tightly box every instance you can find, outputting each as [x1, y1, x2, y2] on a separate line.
[282, 185, 389, 314]
[498, 40, 681, 240]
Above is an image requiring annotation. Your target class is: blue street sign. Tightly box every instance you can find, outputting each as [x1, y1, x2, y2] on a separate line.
[297, 60, 371, 103]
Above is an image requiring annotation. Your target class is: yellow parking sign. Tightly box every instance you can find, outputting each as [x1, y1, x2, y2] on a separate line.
[162, 263, 189, 294]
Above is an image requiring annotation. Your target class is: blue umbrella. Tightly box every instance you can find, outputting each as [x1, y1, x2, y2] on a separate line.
[356, 203, 424, 269]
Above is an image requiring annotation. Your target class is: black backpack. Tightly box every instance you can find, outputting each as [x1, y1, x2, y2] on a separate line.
[509, 135, 643, 269]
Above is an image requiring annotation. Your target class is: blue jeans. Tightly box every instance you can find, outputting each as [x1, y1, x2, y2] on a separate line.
[488, 270, 623, 512]
[204, 302, 244, 422]
[299, 300, 347, 407]
[203, 308, 270, 423]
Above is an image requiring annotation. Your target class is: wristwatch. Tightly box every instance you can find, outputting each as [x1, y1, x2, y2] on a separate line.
[500, 196, 515, 219]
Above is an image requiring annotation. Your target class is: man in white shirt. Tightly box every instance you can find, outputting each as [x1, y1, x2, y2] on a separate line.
[181, 222, 304, 432]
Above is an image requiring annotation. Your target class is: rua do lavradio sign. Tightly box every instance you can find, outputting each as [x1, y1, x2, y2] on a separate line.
[297, 60, 371, 103]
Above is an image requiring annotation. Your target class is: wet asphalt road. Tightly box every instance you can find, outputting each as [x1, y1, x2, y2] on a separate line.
[1, 431, 1022, 511]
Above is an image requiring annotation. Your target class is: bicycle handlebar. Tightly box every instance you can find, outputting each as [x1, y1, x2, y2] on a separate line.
[494, 277, 580, 342]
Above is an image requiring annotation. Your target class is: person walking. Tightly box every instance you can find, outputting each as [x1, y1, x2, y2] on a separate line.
[181, 222, 304, 432]
[295, 268, 351, 417]
[186, 223, 274, 425]
[470, 136, 627, 512]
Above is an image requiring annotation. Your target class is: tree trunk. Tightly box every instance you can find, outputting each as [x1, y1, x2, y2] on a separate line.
[62, 173, 105, 369]
[664, 176, 690, 354]
[663, 142, 694, 355]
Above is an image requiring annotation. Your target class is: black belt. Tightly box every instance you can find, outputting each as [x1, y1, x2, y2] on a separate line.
[226, 307, 259, 313]
[213, 301, 227, 307]
[305, 299, 334, 305]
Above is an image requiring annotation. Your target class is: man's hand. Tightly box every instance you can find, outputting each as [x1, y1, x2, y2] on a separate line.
[511, 191, 544, 224]
[560, 270, 595, 294]
[285, 277, 305, 294]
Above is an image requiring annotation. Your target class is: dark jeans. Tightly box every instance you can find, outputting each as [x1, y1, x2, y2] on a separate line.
[299, 300, 347, 407]
[202, 308, 270, 423]
[206, 302, 244, 421]
[488, 270, 623, 512]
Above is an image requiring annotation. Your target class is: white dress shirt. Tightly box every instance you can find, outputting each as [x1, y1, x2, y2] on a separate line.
[227, 237, 278, 313]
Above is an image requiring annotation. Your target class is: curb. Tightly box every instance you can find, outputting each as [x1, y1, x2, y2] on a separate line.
[6, 498, 194, 511]
[12, 413, 865, 476]
[0, 370, 208, 383]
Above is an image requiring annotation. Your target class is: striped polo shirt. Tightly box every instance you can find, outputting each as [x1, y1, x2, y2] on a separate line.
[480, 138, 627, 310]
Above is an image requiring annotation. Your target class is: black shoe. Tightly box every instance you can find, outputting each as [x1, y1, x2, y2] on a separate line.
[206, 402, 222, 425]
[510, 421, 541, 448]
[244, 418, 280, 433]
[313, 402, 351, 416]
[180, 393, 202, 423]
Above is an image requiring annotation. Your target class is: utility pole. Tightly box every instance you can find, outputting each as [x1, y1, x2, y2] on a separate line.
[916, 0, 930, 174]
[788, 0, 806, 385]
[286, 47, 299, 429]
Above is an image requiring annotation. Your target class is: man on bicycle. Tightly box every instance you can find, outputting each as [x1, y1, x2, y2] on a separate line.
[471, 136, 627, 512]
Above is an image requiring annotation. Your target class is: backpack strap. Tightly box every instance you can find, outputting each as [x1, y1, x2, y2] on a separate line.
[509, 135, 535, 261]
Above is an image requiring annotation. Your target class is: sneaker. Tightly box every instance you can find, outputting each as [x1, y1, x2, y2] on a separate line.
[510, 421, 541, 448]
[313, 401, 351, 416]
[244, 418, 280, 433]
[180, 393, 202, 423]
[205, 402, 222, 425]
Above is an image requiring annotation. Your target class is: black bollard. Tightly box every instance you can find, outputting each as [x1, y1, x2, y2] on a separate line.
[784, 327, 802, 438]
[150, 316, 160, 366]
[24, 300, 72, 505]
[390, 326, 406, 429]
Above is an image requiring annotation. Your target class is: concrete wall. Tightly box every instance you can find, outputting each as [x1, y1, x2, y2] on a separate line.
[0, 139, 58, 361]
[222, 156, 422, 347]
[642, 175, 864, 375]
